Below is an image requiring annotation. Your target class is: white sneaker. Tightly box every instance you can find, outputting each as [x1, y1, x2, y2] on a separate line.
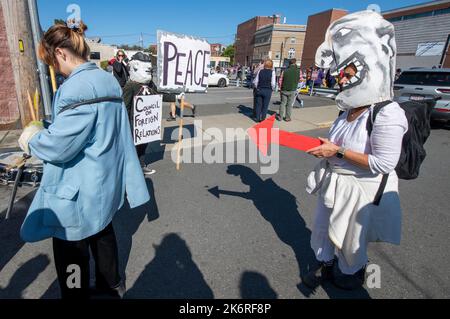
[142, 165, 156, 176]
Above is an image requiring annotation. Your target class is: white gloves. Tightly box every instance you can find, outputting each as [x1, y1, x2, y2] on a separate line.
[18, 121, 44, 155]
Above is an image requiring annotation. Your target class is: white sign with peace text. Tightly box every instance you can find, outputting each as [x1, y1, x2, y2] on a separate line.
[156, 30, 211, 93]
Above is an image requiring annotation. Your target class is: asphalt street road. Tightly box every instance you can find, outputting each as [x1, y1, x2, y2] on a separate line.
[0, 90, 449, 299]
[183, 87, 334, 117]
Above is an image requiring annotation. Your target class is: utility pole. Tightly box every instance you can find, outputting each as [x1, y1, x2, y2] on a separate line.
[28, 0, 52, 117]
[1, 0, 42, 128]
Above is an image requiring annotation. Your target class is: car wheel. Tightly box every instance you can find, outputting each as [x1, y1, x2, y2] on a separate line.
[218, 79, 226, 88]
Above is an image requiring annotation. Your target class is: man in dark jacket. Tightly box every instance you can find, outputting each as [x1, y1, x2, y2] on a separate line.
[277, 59, 300, 122]
[113, 50, 129, 88]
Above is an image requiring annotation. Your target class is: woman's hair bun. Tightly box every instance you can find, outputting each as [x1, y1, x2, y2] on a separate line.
[66, 19, 88, 36]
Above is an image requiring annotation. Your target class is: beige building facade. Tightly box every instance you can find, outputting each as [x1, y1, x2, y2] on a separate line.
[253, 24, 306, 68]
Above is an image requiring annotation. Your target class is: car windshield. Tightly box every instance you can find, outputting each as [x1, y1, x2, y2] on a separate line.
[396, 71, 450, 86]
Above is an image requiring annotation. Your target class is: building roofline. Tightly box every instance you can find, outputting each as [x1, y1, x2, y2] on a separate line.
[382, 0, 450, 15]
[308, 8, 348, 17]
[255, 23, 307, 34]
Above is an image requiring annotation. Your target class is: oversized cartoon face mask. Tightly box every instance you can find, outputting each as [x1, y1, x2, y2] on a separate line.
[315, 11, 397, 110]
[129, 59, 152, 84]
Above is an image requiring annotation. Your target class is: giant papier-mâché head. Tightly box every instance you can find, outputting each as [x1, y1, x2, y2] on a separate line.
[129, 52, 153, 84]
[315, 10, 397, 110]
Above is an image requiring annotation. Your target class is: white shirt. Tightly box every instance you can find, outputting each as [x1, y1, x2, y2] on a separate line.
[328, 102, 408, 175]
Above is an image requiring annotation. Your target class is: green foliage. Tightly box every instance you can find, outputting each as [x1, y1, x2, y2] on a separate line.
[100, 60, 109, 70]
[222, 45, 235, 64]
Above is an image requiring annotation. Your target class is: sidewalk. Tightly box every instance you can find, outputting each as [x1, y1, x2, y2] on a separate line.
[0, 105, 339, 154]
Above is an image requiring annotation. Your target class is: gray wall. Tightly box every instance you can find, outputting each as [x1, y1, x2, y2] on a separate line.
[392, 13, 450, 69]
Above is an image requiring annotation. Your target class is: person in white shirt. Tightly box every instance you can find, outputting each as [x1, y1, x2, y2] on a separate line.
[302, 11, 408, 291]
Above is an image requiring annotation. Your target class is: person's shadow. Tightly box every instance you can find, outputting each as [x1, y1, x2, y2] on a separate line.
[125, 233, 214, 299]
[209, 165, 371, 299]
[114, 179, 159, 282]
[0, 254, 50, 299]
[0, 191, 36, 274]
[239, 271, 278, 299]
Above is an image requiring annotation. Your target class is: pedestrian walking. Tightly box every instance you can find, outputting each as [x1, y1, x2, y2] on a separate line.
[253, 59, 276, 122]
[277, 59, 300, 122]
[18, 21, 150, 299]
[166, 93, 196, 121]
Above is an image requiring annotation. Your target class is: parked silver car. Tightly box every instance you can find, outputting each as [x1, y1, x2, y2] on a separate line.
[394, 68, 450, 122]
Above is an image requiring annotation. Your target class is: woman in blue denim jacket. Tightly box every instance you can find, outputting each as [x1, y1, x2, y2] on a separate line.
[18, 21, 150, 299]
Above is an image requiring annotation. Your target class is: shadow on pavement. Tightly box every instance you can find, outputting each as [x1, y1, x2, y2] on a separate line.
[114, 179, 159, 282]
[162, 124, 197, 145]
[0, 190, 36, 273]
[239, 271, 278, 299]
[0, 254, 50, 299]
[125, 233, 214, 299]
[215, 165, 371, 299]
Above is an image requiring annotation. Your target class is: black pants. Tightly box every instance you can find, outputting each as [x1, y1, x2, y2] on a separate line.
[252, 88, 258, 118]
[52, 223, 121, 299]
[136, 143, 148, 160]
[255, 88, 272, 121]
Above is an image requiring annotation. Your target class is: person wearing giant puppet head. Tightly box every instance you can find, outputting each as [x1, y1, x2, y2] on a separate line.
[303, 10, 408, 291]
[123, 52, 158, 176]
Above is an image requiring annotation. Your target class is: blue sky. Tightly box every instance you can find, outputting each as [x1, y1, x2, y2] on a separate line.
[37, 0, 427, 47]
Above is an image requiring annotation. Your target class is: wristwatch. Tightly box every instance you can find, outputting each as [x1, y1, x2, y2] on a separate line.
[336, 147, 346, 159]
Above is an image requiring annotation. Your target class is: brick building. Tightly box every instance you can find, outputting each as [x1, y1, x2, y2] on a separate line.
[253, 24, 306, 68]
[0, 4, 20, 129]
[301, 9, 348, 68]
[235, 16, 280, 66]
[210, 43, 225, 57]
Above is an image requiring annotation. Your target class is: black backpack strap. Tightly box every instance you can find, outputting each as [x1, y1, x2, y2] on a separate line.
[58, 97, 123, 115]
[373, 174, 389, 206]
[366, 100, 392, 137]
[366, 100, 393, 206]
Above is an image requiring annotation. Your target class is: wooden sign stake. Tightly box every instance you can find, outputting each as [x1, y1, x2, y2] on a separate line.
[176, 95, 185, 171]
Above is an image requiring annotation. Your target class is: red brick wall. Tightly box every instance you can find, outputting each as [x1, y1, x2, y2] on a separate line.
[0, 4, 20, 128]
[235, 16, 278, 66]
[301, 9, 348, 68]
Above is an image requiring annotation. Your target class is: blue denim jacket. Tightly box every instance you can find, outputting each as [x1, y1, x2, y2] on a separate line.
[21, 62, 150, 242]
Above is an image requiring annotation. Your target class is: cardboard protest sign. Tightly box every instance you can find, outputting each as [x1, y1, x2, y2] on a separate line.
[133, 95, 163, 145]
[156, 30, 211, 93]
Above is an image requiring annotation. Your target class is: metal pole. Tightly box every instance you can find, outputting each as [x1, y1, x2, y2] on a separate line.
[27, 0, 52, 118]
[439, 34, 450, 68]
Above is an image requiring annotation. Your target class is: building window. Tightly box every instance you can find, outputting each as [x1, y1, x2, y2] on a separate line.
[434, 7, 450, 16]
[288, 48, 296, 59]
[90, 52, 101, 60]
[403, 11, 433, 20]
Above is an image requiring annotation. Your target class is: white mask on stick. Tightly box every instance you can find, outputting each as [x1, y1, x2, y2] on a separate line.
[315, 10, 397, 111]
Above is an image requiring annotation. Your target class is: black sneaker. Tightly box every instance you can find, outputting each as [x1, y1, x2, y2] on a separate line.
[192, 105, 196, 117]
[332, 267, 366, 291]
[167, 115, 176, 122]
[302, 260, 335, 289]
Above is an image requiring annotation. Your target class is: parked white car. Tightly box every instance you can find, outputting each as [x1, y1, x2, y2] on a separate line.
[209, 72, 229, 87]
